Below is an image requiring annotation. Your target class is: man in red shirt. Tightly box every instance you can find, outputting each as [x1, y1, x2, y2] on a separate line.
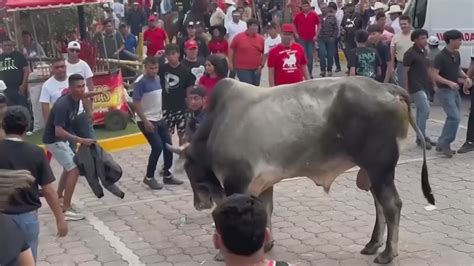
[143, 15, 168, 57]
[268, 24, 309, 86]
[228, 18, 265, 86]
[293, 1, 320, 78]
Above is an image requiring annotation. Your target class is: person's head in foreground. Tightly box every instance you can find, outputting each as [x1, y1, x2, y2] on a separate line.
[187, 86, 206, 112]
[212, 194, 288, 266]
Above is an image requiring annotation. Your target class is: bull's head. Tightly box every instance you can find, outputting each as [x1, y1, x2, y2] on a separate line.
[166, 143, 224, 210]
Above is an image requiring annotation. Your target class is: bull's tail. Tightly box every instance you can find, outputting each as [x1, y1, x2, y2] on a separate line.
[399, 92, 435, 205]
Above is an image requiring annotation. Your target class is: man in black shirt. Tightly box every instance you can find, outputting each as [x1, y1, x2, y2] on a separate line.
[402, 29, 437, 150]
[348, 30, 381, 80]
[160, 44, 195, 148]
[181, 39, 206, 84]
[43, 74, 96, 219]
[458, 58, 474, 154]
[432, 30, 472, 157]
[0, 106, 67, 261]
[341, 3, 363, 70]
[0, 39, 30, 108]
[126, 2, 147, 36]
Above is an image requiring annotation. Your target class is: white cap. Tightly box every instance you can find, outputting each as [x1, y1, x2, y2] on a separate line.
[427, 36, 439, 46]
[67, 41, 81, 50]
[224, 0, 235, 5]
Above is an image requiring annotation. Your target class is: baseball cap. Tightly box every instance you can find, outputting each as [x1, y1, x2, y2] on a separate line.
[281, 23, 295, 33]
[427, 36, 439, 46]
[148, 15, 157, 22]
[67, 41, 81, 50]
[189, 85, 206, 97]
[185, 39, 198, 49]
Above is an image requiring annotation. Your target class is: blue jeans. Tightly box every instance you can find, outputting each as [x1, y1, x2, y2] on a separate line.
[137, 120, 173, 178]
[236, 69, 261, 86]
[411, 90, 430, 140]
[396, 61, 404, 87]
[298, 39, 315, 77]
[7, 211, 40, 261]
[318, 37, 336, 73]
[437, 88, 461, 148]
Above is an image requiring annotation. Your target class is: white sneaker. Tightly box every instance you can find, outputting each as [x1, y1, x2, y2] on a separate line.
[64, 208, 85, 221]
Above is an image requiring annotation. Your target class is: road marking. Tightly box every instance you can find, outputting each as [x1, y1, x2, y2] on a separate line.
[429, 119, 467, 130]
[73, 201, 144, 265]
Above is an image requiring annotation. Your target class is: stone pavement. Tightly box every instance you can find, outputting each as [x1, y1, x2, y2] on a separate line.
[36, 71, 474, 266]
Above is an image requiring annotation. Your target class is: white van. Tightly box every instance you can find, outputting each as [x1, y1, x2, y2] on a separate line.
[404, 0, 474, 69]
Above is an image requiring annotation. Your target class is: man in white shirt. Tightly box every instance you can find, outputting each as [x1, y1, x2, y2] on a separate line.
[225, 10, 247, 45]
[263, 22, 282, 64]
[390, 15, 413, 87]
[112, 0, 125, 22]
[224, 0, 236, 26]
[387, 4, 402, 35]
[210, 2, 226, 27]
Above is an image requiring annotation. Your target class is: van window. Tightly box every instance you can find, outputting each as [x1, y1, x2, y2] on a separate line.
[404, 0, 428, 28]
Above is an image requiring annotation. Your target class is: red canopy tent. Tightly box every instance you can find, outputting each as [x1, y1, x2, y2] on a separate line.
[4, 0, 106, 11]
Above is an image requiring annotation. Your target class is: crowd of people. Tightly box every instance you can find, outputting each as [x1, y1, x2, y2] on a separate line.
[0, 0, 474, 265]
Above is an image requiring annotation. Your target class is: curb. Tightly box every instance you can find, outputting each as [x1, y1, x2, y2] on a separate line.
[39, 133, 147, 153]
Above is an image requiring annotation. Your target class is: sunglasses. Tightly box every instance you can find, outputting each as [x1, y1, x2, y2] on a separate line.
[69, 49, 80, 53]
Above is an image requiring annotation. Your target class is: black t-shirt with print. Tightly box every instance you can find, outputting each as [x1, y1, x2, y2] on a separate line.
[42, 94, 80, 144]
[182, 57, 206, 84]
[348, 46, 381, 79]
[0, 140, 55, 214]
[159, 63, 195, 111]
[0, 51, 28, 90]
[341, 14, 363, 47]
[0, 214, 30, 265]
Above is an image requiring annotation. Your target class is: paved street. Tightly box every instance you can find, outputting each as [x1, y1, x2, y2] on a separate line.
[36, 71, 473, 266]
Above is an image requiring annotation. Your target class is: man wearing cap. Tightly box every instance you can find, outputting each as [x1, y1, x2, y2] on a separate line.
[181, 39, 206, 84]
[293, 1, 320, 78]
[143, 14, 168, 57]
[341, 3, 364, 71]
[0, 39, 29, 109]
[263, 22, 282, 63]
[368, 2, 388, 25]
[224, 0, 237, 26]
[229, 18, 265, 86]
[179, 21, 209, 61]
[126, 2, 147, 36]
[387, 4, 403, 35]
[267, 24, 309, 86]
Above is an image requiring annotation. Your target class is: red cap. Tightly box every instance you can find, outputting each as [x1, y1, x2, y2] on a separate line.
[185, 39, 198, 49]
[148, 15, 157, 22]
[281, 23, 295, 34]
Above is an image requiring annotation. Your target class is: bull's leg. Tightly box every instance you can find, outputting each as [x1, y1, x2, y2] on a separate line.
[360, 188, 386, 255]
[259, 186, 275, 252]
[369, 171, 402, 264]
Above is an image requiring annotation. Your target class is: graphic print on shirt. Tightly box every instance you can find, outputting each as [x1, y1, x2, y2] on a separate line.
[164, 72, 180, 92]
[190, 65, 205, 84]
[0, 57, 19, 71]
[357, 51, 377, 78]
[281, 51, 299, 72]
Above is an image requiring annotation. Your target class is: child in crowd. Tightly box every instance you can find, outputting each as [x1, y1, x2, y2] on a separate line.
[348, 29, 381, 80]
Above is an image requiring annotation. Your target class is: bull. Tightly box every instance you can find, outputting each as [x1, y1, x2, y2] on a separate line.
[167, 77, 435, 264]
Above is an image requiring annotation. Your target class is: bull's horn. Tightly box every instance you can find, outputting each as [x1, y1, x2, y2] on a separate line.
[166, 143, 190, 154]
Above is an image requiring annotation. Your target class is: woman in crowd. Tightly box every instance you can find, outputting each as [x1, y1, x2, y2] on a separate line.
[198, 54, 229, 95]
[207, 25, 229, 56]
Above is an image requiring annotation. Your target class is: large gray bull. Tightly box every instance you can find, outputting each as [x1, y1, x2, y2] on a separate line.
[168, 77, 435, 264]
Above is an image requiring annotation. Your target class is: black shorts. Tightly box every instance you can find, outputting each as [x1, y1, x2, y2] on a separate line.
[163, 109, 186, 135]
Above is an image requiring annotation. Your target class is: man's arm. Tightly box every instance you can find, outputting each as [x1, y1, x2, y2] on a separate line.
[41, 103, 50, 123]
[41, 183, 67, 236]
[431, 68, 459, 90]
[302, 64, 310, 80]
[18, 248, 35, 266]
[84, 77, 94, 116]
[228, 46, 234, 71]
[268, 67, 275, 86]
[19, 66, 30, 96]
[403, 66, 410, 91]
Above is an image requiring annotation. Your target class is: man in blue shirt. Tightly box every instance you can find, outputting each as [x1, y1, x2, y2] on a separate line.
[119, 23, 138, 61]
[133, 56, 183, 190]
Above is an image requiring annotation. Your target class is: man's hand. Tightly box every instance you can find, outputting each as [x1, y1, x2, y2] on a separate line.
[80, 138, 96, 146]
[256, 66, 263, 75]
[155, 50, 165, 57]
[228, 62, 234, 71]
[19, 83, 27, 96]
[144, 120, 154, 133]
[463, 78, 472, 94]
[56, 219, 68, 237]
[448, 81, 460, 90]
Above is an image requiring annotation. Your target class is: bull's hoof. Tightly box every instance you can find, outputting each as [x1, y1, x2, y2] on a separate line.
[264, 240, 275, 253]
[374, 250, 398, 264]
[360, 242, 383, 255]
[214, 252, 225, 261]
